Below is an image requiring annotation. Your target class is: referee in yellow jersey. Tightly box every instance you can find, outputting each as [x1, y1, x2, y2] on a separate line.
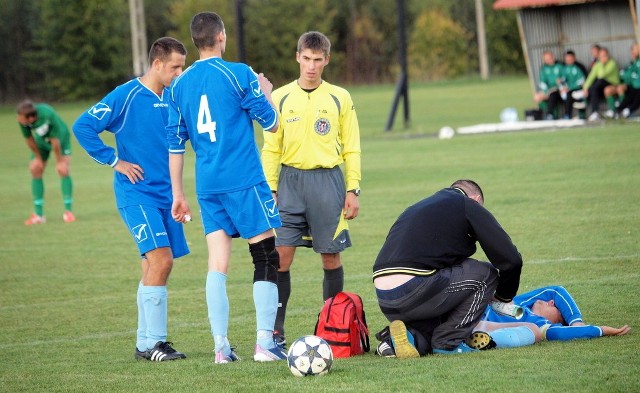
[262, 31, 362, 347]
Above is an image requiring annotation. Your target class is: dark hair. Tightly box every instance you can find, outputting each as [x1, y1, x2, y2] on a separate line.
[148, 37, 186, 66]
[190, 12, 224, 50]
[297, 31, 331, 56]
[565, 50, 575, 57]
[451, 179, 484, 202]
[16, 99, 36, 115]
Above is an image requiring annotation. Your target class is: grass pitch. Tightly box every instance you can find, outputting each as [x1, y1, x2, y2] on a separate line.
[0, 77, 638, 392]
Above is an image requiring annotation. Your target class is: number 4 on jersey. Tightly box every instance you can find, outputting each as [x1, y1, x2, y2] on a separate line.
[197, 94, 217, 142]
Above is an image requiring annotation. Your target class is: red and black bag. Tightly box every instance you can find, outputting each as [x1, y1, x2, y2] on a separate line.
[314, 291, 370, 358]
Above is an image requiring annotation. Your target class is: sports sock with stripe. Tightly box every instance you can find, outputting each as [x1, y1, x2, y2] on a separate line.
[32, 178, 44, 216]
[61, 176, 73, 211]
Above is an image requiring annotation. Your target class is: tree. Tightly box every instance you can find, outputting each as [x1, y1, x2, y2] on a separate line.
[0, 0, 38, 102]
[243, 0, 335, 86]
[25, 0, 130, 100]
[408, 9, 470, 81]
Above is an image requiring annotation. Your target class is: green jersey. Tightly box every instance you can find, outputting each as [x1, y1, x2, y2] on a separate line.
[562, 63, 585, 90]
[620, 57, 640, 89]
[538, 62, 563, 93]
[19, 103, 71, 154]
[583, 59, 620, 89]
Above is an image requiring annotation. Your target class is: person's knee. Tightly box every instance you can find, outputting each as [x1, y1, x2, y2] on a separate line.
[250, 237, 279, 284]
[321, 253, 341, 270]
[29, 162, 44, 177]
[276, 247, 294, 272]
[57, 164, 70, 177]
[604, 86, 616, 96]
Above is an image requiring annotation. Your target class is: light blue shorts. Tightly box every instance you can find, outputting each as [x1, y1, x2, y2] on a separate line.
[119, 205, 189, 259]
[198, 181, 281, 239]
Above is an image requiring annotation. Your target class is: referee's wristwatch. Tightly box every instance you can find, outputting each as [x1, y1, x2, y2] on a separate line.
[347, 188, 361, 197]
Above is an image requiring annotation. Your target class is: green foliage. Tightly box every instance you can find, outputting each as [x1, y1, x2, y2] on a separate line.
[168, 0, 237, 66]
[243, 0, 336, 86]
[0, 0, 526, 101]
[25, 0, 130, 101]
[409, 9, 471, 81]
[0, 0, 38, 101]
[0, 77, 639, 392]
[485, 6, 525, 74]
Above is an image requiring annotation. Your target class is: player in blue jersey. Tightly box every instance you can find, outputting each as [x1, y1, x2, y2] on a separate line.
[166, 12, 285, 364]
[73, 37, 189, 361]
[376, 285, 629, 357]
[477, 285, 630, 345]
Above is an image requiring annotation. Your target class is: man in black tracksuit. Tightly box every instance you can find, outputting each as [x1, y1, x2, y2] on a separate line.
[373, 179, 522, 356]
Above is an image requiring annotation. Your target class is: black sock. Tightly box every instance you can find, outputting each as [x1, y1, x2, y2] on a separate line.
[322, 266, 344, 300]
[275, 271, 291, 334]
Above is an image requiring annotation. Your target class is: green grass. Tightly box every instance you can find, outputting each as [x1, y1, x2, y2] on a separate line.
[1, 77, 639, 392]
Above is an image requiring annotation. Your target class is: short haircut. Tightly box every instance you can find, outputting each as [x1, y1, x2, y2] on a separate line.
[148, 37, 186, 66]
[565, 50, 575, 57]
[297, 31, 331, 56]
[451, 179, 484, 202]
[16, 99, 36, 115]
[190, 12, 224, 50]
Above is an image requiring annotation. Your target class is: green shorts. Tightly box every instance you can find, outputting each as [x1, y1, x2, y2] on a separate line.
[33, 133, 72, 161]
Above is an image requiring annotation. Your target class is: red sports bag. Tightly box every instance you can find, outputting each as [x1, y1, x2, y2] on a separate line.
[314, 291, 370, 358]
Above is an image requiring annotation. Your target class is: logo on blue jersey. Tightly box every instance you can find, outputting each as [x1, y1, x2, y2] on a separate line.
[314, 118, 331, 135]
[264, 198, 279, 218]
[132, 224, 148, 243]
[88, 103, 112, 120]
[250, 80, 263, 98]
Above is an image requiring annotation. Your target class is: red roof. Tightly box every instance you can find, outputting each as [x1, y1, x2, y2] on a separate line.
[493, 0, 603, 10]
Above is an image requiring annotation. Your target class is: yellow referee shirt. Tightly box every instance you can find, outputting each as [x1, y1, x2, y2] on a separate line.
[262, 80, 361, 191]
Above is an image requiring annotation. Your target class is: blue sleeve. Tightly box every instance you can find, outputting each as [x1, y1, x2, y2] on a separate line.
[166, 85, 189, 155]
[514, 286, 584, 325]
[72, 96, 119, 167]
[545, 325, 602, 341]
[240, 67, 277, 131]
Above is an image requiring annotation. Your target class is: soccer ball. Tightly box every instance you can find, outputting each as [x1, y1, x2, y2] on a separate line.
[438, 126, 455, 139]
[500, 107, 519, 123]
[287, 335, 333, 377]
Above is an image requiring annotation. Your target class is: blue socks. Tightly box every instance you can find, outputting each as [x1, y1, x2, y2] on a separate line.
[207, 271, 230, 353]
[141, 285, 168, 350]
[491, 326, 536, 348]
[206, 272, 279, 352]
[136, 282, 146, 351]
[253, 280, 278, 349]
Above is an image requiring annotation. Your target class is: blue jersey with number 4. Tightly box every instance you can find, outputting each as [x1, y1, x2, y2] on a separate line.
[73, 79, 173, 209]
[166, 57, 277, 194]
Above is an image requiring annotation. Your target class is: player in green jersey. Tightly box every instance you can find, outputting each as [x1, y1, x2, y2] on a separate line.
[16, 100, 75, 225]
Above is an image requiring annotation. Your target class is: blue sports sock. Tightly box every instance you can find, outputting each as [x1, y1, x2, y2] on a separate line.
[207, 271, 229, 351]
[253, 280, 278, 349]
[136, 282, 147, 351]
[142, 285, 167, 349]
[491, 326, 535, 348]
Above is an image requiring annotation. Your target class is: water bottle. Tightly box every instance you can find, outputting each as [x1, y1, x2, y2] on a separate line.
[490, 300, 524, 319]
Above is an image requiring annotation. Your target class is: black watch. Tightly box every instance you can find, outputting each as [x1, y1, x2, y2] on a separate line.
[347, 188, 361, 197]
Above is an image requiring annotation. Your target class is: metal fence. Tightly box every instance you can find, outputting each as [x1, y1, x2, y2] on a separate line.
[517, 0, 637, 95]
